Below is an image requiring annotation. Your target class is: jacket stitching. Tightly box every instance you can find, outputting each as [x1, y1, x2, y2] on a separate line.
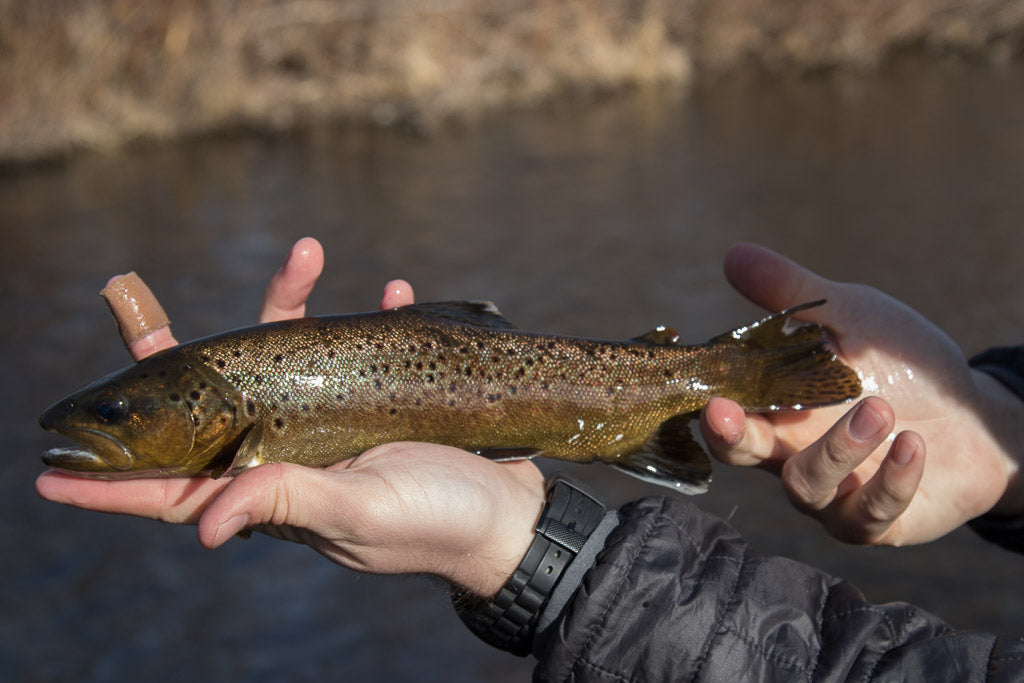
[687, 529, 746, 682]
[567, 500, 665, 683]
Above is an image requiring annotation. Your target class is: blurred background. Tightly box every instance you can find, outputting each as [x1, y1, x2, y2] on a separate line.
[2, 1, 1024, 680]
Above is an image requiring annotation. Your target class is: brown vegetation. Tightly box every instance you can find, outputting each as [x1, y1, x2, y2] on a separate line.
[1, 0, 1022, 162]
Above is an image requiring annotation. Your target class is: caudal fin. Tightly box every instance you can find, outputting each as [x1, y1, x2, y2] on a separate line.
[711, 300, 862, 411]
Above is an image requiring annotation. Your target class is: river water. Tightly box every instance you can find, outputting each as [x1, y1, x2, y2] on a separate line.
[2, 59, 1024, 681]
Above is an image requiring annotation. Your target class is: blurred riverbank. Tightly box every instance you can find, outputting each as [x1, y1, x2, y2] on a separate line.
[2, 0, 1023, 164]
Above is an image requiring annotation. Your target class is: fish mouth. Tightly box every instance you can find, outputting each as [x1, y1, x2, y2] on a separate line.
[40, 427, 134, 473]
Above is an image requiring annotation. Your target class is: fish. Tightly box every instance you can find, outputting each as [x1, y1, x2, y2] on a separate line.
[39, 299, 861, 493]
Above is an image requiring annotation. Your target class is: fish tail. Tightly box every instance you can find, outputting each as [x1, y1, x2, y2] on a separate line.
[712, 300, 862, 411]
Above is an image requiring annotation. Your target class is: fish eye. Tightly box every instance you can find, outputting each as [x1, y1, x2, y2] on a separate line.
[91, 394, 128, 424]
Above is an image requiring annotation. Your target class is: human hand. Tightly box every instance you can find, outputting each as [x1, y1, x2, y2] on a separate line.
[700, 243, 1024, 545]
[36, 237, 544, 596]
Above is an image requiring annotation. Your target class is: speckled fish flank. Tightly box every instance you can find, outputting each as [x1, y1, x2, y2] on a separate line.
[40, 300, 861, 493]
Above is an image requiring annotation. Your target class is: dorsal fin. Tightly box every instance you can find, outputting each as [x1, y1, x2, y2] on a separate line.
[630, 325, 681, 346]
[404, 301, 517, 330]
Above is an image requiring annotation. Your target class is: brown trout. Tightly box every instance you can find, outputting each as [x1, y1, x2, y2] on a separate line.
[40, 300, 860, 493]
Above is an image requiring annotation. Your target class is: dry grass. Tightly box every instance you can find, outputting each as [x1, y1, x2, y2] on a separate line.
[1, 0, 1022, 162]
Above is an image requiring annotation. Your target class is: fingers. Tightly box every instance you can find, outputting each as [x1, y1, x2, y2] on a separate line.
[834, 431, 924, 545]
[702, 398, 774, 467]
[380, 279, 415, 310]
[781, 397, 925, 544]
[35, 471, 229, 525]
[101, 272, 178, 360]
[258, 237, 325, 323]
[783, 398, 895, 510]
[197, 462, 336, 549]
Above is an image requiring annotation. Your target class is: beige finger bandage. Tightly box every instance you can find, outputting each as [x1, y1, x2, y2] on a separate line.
[100, 272, 171, 346]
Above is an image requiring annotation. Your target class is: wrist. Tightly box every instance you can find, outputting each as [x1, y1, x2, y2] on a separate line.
[454, 476, 607, 655]
[971, 368, 1024, 516]
[442, 464, 545, 597]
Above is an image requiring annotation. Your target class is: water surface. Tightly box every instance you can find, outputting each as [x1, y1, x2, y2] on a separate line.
[2, 60, 1024, 681]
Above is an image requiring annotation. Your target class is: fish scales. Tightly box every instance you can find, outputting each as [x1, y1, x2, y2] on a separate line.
[40, 300, 862, 492]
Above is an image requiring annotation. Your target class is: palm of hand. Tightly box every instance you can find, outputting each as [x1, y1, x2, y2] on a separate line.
[749, 289, 1009, 543]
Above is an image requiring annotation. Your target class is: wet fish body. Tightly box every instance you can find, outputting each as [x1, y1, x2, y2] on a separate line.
[40, 301, 861, 492]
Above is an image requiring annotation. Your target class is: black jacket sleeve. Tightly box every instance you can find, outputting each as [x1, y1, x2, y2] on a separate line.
[533, 497, 1024, 682]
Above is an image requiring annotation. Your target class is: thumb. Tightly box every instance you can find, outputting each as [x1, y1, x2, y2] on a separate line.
[197, 462, 333, 549]
[724, 243, 841, 314]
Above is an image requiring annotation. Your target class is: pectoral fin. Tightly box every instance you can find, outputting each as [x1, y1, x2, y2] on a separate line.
[475, 447, 541, 462]
[209, 422, 266, 479]
[610, 413, 711, 494]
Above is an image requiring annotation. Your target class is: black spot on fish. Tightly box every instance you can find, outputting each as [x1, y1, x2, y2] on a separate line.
[169, 393, 181, 402]
[274, 418, 284, 429]
[476, 341, 485, 350]
[465, 367, 472, 377]
[415, 362, 423, 370]
[426, 374, 434, 382]
[525, 358, 534, 366]
[356, 344, 363, 351]
[335, 394, 344, 402]
[254, 375, 263, 384]
[408, 344, 417, 352]
[424, 342, 433, 350]
[190, 390, 201, 400]
[139, 372, 149, 379]
[370, 364, 378, 373]
[389, 408, 398, 415]
[382, 364, 389, 373]
[448, 399, 456, 407]
[516, 368, 526, 378]
[246, 399, 256, 414]
[509, 385, 517, 394]
[201, 355, 211, 363]
[359, 370, 366, 378]
[216, 359, 227, 369]
[460, 346, 469, 354]
[281, 393, 290, 401]
[273, 354, 283, 363]
[404, 360, 411, 369]
[505, 349, 515, 357]
[375, 379, 383, 389]
[232, 350, 242, 358]
[301, 404, 310, 412]
[328, 350, 336, 359]
[199, 382, 208, 390]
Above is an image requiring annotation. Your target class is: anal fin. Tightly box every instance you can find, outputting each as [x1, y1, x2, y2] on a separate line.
[610, 413, 711, 494]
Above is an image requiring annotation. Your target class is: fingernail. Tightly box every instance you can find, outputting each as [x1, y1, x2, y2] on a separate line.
[849, 401, 886, 442]
[890, 434, 916, 467]
[214, 514, 250, 547]
[718, 415, 742, 446]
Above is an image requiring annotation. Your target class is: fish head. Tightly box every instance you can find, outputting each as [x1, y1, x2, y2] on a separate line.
[40, 354, 244, 477]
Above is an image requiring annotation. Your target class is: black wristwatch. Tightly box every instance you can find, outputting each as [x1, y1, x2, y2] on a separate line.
[453, 475, 606, 656]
